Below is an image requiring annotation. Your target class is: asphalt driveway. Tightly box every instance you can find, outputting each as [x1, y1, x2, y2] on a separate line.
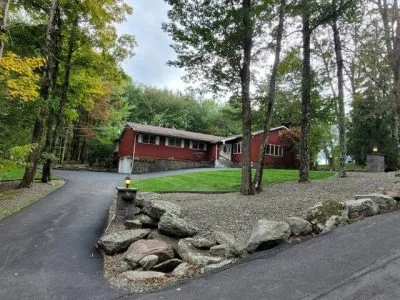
[0, 170, 126, 300]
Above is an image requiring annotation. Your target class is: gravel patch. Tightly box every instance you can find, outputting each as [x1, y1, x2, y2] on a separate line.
[150, 172, 397, 246]
[0, 180, 65, 220]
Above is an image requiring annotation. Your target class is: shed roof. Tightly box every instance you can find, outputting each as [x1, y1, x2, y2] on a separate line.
[126, 122, 223, 143]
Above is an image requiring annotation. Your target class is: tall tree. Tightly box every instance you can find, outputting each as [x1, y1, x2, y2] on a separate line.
[19, 0, 60, 188]
[376, 0, 400, 149]
[299, 0, 312, 182]
[253, 0, 286, 192]
[0, 0, 10, 58]
[164, 0, 269, 194]
[297, 0, 356, 182]
[240, 0, 255, 195]
[332, 8, 346, 177]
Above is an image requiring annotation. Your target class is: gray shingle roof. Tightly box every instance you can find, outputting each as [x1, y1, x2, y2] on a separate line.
[221, 126, 289, 142]
[126, 122, 224, 143]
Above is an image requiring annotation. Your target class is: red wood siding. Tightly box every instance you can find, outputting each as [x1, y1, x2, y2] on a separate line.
[118, 128, 135, 157]
[118, 128, 216, 162]
[231, 129, 297, 168]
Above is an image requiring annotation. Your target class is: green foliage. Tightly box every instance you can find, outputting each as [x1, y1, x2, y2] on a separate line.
[125, 83, 241, 136]
[0, 144, 37, 173]
[348, 92, 399, 169]
[40, 152, 57, 163]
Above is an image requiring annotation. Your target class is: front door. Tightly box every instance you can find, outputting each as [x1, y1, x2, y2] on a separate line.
[220, 144, 232, 160]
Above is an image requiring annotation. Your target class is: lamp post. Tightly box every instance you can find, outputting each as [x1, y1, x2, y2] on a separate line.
[372, 146, 378, 153]
[124, 176, 131, 188]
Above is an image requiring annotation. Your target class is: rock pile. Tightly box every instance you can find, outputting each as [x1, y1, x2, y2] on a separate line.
[101, 190, 399, 286]
[98, 198, 244, 282]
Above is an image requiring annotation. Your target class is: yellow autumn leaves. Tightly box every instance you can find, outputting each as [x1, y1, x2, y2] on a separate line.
[0, 52, 44, 101]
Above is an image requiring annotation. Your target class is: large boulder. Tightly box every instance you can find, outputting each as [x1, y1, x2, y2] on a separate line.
[97, 229, 151, 255]
[119, 270, 165, 282]
[185, 237, 216, 249]
[246, 220, 290, 253]
[202, 259, 233, 273]
[214, 231, 236, 249]
[177, 239, 224, 266]
[152, 258, 182, 273]
[125, 239, 174, 269]
[143, 200, 182, 220]
[345, 198, 379, 218]
[139, 254, 159, 271]
[171, 262, 194, 277]
[355, 193, 397, 210]
[306, 201, 348, 233]
[135, 192, 156, 208]
[210, 245, 230, 257]
[214, 231, 247, 257]
[385, 188, 400, 201]
[148, 230, 179, 253]
[285, 217, 313, 236]
[137, 214, 158, 228]
[124, 219, 142, 230]
[158, 213, 198, 238]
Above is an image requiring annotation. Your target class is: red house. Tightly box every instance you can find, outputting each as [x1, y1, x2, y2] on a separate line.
[219, 126, 298, 169]
[116, 122, 297, 173]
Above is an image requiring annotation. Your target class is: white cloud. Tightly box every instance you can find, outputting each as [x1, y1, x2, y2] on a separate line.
[116, 0, 187, 91]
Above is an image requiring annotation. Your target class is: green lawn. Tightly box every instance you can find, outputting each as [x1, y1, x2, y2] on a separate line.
[0, 167, 59, 182]
[130, 169, 336, 192]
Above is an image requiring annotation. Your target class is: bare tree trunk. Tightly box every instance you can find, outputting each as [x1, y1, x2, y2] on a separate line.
[240, 0, 254, 195]
[0, 0, 10, 58]
[393, 0, 400, 150]
[19, 0, 60, 188]
[323, 146, 334, 170]
[253, 0, 285, 193]
[51, 16, 79, 153]
[378, 0, 400, 148]
[332, 18, 347, 177]
[41, 159, 52, 183]
[44, 5, 62, 152]
[299, 1, 311, 183]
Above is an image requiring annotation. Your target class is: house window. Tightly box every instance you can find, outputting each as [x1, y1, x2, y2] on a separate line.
[166, 137, 184, 148]
[266, 144, 283, 157]
[190, 141, 207, 151]
[233, 142, 242, 154]
[138, 134, 159, 145]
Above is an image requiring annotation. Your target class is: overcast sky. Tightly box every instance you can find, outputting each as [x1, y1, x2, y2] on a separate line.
[116, 0, 186, 91]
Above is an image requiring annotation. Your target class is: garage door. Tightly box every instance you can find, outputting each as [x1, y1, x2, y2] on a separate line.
[118, 157, 133, 174]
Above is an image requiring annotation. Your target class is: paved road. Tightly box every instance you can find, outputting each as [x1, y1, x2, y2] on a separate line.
[133, 210, 400, 300]
[2, 169, 400, 300]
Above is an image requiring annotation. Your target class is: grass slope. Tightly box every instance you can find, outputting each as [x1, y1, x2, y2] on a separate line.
[131, 169, 335, 192]
[0, 167, 59, 182]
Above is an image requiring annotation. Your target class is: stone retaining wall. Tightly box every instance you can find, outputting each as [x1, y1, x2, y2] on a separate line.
[132, 160, 214, 174]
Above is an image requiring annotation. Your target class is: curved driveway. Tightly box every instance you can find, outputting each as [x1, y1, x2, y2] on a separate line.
[2, 170, 400, 300]
[0, 170, 125, 299]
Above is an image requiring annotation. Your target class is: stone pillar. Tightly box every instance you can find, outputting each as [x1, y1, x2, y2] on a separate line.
[116, 187, 138, 220]
[367, 153, 385, 173]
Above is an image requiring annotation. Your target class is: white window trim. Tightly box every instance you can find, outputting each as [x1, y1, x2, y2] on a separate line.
[266, 144, 284, 157]
[138, 133, 160, 145]
[166, 137, 185, 148]
[233, 142, 242, 154]
[190, 141, 207, 151]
